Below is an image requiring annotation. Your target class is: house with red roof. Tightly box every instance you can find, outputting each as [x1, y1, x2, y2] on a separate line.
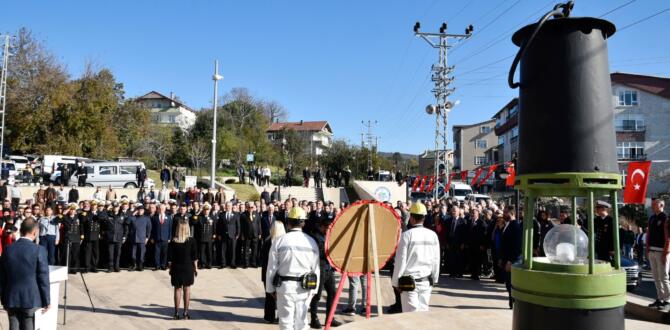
[266, 120, 334, 158]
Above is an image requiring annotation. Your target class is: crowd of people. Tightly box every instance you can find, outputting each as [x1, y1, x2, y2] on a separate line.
[0, 179, 668, 328]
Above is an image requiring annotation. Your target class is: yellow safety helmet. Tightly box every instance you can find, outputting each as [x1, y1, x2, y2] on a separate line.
[287, 207, 307, 220]
[409, 202, 427, 216]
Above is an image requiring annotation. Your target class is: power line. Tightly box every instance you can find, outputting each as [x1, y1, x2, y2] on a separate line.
[599, 0, 637, 18]
[618, 6, 670, 32]
[450, 0, 522, 54]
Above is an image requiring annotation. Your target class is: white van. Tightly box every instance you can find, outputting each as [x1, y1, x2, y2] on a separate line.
[449, 182, 473, 201]
[38, 155, 85, 176]
[53, 161, 154, 188]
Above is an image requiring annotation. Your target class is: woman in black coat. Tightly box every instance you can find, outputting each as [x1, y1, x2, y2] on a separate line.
[168, 220, 198, 320]
[260, 221, 285, 323]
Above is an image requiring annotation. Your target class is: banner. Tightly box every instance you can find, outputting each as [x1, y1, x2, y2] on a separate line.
[478, 164, 498, 186]
[460, 170, 468, 182]
[471, 168, 484, 186]
[623, 161, 652, 204]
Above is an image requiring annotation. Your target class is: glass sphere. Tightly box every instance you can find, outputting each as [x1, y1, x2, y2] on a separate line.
[543, 224, 589, 264]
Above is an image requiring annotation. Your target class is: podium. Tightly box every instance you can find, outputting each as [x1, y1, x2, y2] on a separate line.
[34, 266, 68, 330]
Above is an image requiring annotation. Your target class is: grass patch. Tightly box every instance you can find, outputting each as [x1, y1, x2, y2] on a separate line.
[227, 183, 260, 201]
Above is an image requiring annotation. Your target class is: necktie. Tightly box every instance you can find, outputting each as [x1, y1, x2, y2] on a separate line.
[160, 215, 164, 225]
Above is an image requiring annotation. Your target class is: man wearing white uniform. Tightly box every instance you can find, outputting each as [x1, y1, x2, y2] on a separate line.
[392, 201, 440, 312]
[266, 207, 320, 330]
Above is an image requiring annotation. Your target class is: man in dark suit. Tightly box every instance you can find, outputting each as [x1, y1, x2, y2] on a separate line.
[196, 203, 216, 269]
[217, 202, 239, 268]
[240, 204, 261, 268]
[128, 205, 152, 271]
[500, 207, 522, 309]
[151, 203, 172, 270]
[0, 218, 50, 330]
[261, 203, 277, 240]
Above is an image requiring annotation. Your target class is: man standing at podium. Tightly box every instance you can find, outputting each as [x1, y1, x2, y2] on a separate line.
[0, 218, 50, 330]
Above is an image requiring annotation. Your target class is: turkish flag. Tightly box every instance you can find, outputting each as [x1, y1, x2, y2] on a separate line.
[418, 175, 428, 192]
[471, 168, 484, 186]
[411, 176, 420, 191]
[479, 164, 499, 186]
[624, 161, 652, 204]
[460, 170, 468, 182]
[446, 172, 457, 191]
[505, 162, 516, 187]
[426, 175, 435, 192]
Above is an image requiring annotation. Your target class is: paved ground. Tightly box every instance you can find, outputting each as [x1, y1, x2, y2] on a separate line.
[0, 267, 665, 329]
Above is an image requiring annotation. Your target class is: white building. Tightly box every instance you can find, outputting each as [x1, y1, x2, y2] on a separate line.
[611, 72, 670, 198]
[266, 120, 333, 157]
[136, 91, 197, 131]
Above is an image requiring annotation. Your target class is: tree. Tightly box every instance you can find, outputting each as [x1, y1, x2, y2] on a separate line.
[282, 128, 309, 169]
[139, 125, 174, 168]
[187, 139, 210, 177]
[259, 100, 287, 123]
[320, 139, 354, 172]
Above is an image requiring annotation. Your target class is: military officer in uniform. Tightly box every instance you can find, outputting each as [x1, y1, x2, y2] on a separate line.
[105, 202, 128, 272]
[266, 207, 320, 330]
[81, 201, 101, 272]
[196, 203, 216, 269]
[392, 201, 440, 312]
[591, 201, 614, 261]
[62, 203, 83, 274]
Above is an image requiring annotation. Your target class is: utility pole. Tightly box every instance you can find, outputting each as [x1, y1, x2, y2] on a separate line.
[210, 60, 223, 189]
[0, 35, 10, 159]
[414, 21, 473, 199]
[361, 120, 377, 172]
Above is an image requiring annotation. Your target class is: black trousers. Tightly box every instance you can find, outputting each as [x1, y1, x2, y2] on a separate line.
[155, 241, 169, 268]
[84, 240, 99, 270]
[220, 237, 237, 267]
[63, 241, 81, 271]
[199, 241, 213, 267]
[77, 176, 86, 187]
[447, 244, 464, 276]
[108, 242, 122, 270]
[7, 308, 36, 330]
[310, 269, 336, 321]
[470, 247, 485, 278]
[243, 239, 259, 267]
[264, 291, 276, 322]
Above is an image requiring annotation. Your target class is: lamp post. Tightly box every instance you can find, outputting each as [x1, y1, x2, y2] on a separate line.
[210, 60, 224, 189]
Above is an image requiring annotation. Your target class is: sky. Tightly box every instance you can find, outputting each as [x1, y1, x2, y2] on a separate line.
[4, 0, 670, 154]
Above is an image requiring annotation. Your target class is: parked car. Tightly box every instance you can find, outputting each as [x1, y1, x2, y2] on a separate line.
[465, 193, 492, 203]
[621, 256, 641, 291]
[52, 161, 155, 188]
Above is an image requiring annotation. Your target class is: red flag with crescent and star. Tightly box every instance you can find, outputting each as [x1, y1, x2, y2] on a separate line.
[505, 162, 516, 187]
[446, 172, 457, 191]
[624, 161, 652, 204]
[471, 168, 484, 186]
[460, 170, 468, 182]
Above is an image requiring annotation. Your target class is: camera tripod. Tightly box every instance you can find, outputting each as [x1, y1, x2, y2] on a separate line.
[63, 241, 96, 325]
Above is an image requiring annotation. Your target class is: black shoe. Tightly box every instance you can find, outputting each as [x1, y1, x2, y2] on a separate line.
[153, 267, 159, 271]
[183, 312, 190, 320]
[173, 312, 181, 320]
[107, 268, 113, 273]
[658, 301, 670, 310]
[91, 268, 98, 273]
[114, 268, 121, 272]
[138, 266, 144, 272]
[509, 297, 515, 310]
[81, 269, 88, 274]
[330, 319, 342, 327]
[386, 305, 402, 314]
[648, 300, 662, 308]
[310, 318, 322, 329]
[128, 266, 135, 272]
[471, 275, 480, 281]
[341, 307, 355, 316]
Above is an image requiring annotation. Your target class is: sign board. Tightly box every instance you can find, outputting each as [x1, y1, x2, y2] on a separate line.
[246, 154, 255, 163]
[185, 175, 197, 188]
[325, 201, 401, 274]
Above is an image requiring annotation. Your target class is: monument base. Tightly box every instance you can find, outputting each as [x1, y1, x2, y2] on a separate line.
[512, 300, 624, 330]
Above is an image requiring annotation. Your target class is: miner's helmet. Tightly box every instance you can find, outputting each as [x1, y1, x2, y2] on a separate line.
[409, 201, 427, 216]
[287, 207, 307, 221]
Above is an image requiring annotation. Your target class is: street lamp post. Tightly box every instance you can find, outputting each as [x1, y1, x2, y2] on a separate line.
[211, 60, 224, 189]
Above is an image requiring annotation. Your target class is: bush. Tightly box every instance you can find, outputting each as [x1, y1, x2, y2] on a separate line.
[270, 176, 302, 186]
[225, 178, 237, 184]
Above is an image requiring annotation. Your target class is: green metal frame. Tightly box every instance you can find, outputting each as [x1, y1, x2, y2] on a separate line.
[512, 172, 625, 309]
